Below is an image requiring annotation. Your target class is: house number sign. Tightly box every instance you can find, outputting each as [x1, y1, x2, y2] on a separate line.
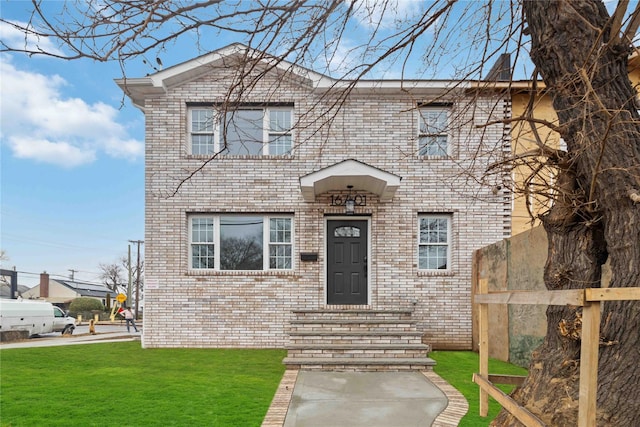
[330, 194, 367, 207]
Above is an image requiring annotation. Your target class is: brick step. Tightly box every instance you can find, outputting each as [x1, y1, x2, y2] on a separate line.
[286, 308, 432, 372]
[289, 330, 423, 337]
[289, 332, 424, 346]
[287, 343, 430, 351]
[291, 319, 416, 325]
[289, 325, 416, 333]
[290, 339, 420, 346]
[287, 347, 429, 359]
[282, 357, 436, 371]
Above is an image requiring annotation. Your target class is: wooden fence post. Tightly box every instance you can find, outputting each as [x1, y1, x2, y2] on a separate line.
[479, 278, 489, 417]
[578, 299, 601, 427]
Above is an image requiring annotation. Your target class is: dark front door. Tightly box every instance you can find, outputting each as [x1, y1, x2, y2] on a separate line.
[327, 220, 368, 305]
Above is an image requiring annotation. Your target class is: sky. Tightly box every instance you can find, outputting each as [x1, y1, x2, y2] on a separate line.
[0, 0, 457, 288]
[0, 3, 148, 287]
[3, 0, 623, 289]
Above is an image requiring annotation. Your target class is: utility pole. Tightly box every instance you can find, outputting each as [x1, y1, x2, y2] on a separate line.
[127, 244, 132, 305]
[68, 269, 77, 281]
[128, 240, 144, 319]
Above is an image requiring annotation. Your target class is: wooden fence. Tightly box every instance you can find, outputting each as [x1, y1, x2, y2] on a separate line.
[473, 280, 640, 427]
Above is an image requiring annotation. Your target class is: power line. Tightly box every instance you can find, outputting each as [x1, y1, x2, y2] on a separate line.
[11, 270, 107, 286]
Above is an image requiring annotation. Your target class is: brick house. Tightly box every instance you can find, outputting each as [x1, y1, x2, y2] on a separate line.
[117, 44, 510, 367]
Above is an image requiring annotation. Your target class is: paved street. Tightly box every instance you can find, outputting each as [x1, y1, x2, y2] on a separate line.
[0, 321, 141, 349]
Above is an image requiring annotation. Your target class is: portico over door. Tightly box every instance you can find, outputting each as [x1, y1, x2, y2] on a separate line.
[327, 219, 368, 305]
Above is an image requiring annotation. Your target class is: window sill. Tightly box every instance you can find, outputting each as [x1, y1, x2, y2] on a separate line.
[416, 154, 451, 160]
[417, 269, 455, 277]
[187, 269, 296, 277]
[184, 154, 295, 160]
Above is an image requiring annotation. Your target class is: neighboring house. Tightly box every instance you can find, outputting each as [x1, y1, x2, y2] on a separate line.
[117, 43, 511, 356]
[21, 273, 113, 308]
[0, 283, 30, 299]
[508, 53, 640, 235]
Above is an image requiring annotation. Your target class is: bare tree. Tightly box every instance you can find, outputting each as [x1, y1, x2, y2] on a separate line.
[99, 256, 144, 293]
[493, 2, 640, 425]
[98, 261, 124, 292]
[3, 1, 640, 423]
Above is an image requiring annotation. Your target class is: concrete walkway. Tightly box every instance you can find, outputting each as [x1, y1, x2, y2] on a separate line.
[263, 370, 468, 427]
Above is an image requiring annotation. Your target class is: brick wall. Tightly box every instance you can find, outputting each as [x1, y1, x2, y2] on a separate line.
[141, 66, 510, 350]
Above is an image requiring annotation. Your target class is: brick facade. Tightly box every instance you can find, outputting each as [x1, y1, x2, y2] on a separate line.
[120, 45, 511, 350]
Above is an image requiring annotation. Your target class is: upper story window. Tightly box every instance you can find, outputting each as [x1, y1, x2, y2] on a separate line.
[418, 106, 450, 157]
[189, 214, 294, 271]
[190, 109, 216, 155]
[188, 105, 293, 156]
[418, 214, 451, 270]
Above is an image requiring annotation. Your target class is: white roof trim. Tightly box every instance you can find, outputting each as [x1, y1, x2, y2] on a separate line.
[116, 43, 467, 110]
[299, 159, 402, 202]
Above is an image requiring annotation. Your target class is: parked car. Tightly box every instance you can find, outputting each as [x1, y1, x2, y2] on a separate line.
[0, 299, 76, 336]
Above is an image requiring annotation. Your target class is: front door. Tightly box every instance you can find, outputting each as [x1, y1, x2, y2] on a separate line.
[327, 219, 368, 305]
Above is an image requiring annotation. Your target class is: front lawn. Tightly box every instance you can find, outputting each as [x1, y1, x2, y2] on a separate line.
[1, 342, 286, 426]
[1, 344, 528, 426]
[431, 351, 528, 426]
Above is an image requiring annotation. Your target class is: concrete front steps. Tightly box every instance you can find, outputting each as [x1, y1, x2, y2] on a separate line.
[283, 309, 435, 371]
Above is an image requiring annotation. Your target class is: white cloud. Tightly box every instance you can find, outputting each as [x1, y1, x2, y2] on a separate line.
[0, 56, 143, 167]
[0, 20, 65, 57]
[9, 137, 96, 167]
[350, 0, 422, 30]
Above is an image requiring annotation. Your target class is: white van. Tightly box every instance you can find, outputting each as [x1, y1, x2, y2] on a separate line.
[0, 299, 76, 336]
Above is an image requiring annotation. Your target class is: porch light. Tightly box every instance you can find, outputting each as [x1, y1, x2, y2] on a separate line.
[330, 185, 366, 215]
[345, 186, 356, 215]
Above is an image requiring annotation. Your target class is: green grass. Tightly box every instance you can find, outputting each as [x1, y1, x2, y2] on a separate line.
[1, 342, 286, 427]
[2, 344, 526, 426]
[431, 351, 528, 427]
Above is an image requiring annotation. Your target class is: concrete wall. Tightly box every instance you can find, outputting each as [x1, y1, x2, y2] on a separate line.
[473, 225, 612, 367]
[473, 226, 548, 367]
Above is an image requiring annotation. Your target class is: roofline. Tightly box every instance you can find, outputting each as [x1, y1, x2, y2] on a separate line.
[116, 43, 474, 110]
[117, 43, 640, 110]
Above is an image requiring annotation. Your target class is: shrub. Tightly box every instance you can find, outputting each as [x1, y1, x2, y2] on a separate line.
[68, 298, 105, 317]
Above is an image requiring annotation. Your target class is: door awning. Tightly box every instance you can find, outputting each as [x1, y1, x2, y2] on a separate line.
[299, 159, 402, 202]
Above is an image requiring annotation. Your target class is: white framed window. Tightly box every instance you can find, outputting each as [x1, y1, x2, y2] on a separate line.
[189, 214, 294, 271]
[188, 106, 293, 156]
[418, 107, 449, 157]
[189, 109, 216, 155]
[190, 216, 215, 269]
[418, 214, 451, 270]
[269, 218, 293, 269]
[268, 108, 293, 155]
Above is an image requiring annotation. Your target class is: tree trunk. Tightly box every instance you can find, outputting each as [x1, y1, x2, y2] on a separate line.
[493, 1, 640, 425]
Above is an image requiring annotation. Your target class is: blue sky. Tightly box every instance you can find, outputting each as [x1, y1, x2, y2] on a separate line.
[1, 3, 149, 286]
[0, 0, 452, 288]
[0, 0, 539, 288]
